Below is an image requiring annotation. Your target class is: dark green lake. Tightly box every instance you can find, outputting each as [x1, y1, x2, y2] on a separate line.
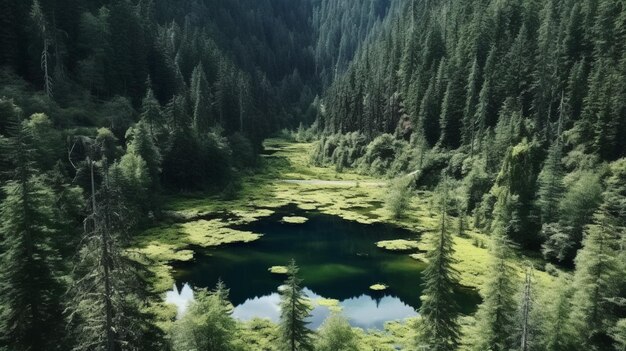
[166, 205, 480, 329]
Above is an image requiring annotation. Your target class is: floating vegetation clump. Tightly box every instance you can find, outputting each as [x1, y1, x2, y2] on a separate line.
[369, 284, 388, 291]
[376, 239, 420, 251]
[281, 216, 309, 224]
[268, 266, 289, 274]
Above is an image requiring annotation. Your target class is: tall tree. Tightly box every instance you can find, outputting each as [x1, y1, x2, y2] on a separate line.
[568, 206, 622, 350]
[68, 135, 164, 351]
[0, 106, 66, 351]
[417, 175, 461, 351]
[471, 231, 518, 351]
[279, 259, 313, 351]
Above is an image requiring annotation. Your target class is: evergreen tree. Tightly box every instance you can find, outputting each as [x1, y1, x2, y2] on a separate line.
[537, 275, 574, 351]
[568, 206, 622, 350]
[463, 57, 481, 153]
[471, 231, 518, 351]
[68, 138, 164, 351]
[0, 109, 66, 351]
[139, 85, 163, 137]
[439, 63, 465, 149]
[190, 63, 213, 133]
[170, 283, 238, 351]
[417, 175, 461, 351]
[537, 136, 564, 225]
[279, 259, 313, 351]
[127, 120, 161, 192]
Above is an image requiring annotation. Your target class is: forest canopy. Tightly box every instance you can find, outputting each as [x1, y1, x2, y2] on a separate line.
[0, 0, 624, 350]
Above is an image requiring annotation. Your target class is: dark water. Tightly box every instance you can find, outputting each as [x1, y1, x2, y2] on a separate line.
[167, 205, 480, 329]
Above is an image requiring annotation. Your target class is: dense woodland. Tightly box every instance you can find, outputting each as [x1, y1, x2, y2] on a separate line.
[0, 0, 624, 350]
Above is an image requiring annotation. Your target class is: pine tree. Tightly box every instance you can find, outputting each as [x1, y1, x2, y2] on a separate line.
[0, 108, 66, 350]
[566, 159, 626, 350]
[568, 207, 621, 350]
[279, 259, 313, 351]
[191, 63, 213, 133]
[471, 230, 518, 351]
[417, 175, 461, 351]
[68, 138, 164, 351]
[127, 120, 161, 192]
[139, 85, 163, 137]
[463, 57, 481, 152]
[537, 275, 574, 351]
[537, 127, 564, 225]
[439, 63, 465, 149]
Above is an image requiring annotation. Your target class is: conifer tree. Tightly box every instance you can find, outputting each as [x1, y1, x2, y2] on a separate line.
[537, 275, 574, 351]
[537, 121, 564, 225]
[568, 207, 621, 350]
[139, 85, 163, 137]
[0, 106, 66, 351]
[279, 259, 313, 351]
[463, 57, 480, 152]
[127, 120, 161, 192]
[191, 63, 213, 134]
[417, 175, 461, 351]
[170, 282, 238, 351]
[68, 136, 164, 351]
[439, 63, 465, 149]
[471, 227, 518, 351]
[567, 159, 626, 350]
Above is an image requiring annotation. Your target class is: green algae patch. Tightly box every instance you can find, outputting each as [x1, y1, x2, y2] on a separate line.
[268, 265, 289, 274]
[281, 216, 309, 224]
[369, 284, 388, 291]
[297, 203, 317, 210]
[181, 220, 262, 247]
[376, 239, 420, 251]
[410, 253, 429, 263]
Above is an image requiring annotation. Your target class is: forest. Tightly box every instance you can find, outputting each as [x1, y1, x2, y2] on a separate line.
[0, 0, 624, 350]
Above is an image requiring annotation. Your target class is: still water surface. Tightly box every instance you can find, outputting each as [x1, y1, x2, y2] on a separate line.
[166, 205, 480, 329]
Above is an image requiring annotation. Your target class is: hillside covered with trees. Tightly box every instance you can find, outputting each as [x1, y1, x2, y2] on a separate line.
[0, 0, 624, 350]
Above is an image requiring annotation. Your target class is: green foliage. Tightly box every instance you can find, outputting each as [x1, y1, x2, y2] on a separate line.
[170, 284, 241, 351]
[0, 111, 67, 350]
[0, 177, 66, 351]
[279, 260, 313, 351]
[109, 153, 151, 226]
[385, 177, 412, 219]
[358, 134, 408, 176]
[417, 176, 461, 351]
[544, 171, 603, 262]
[612, 319, 626, 351]
[470, 234, 518, 351]
[536, 275, 575, 351]
[568, 209, 622, 350]
[315, 314, 359, 351]
[537, 140, 565, 225]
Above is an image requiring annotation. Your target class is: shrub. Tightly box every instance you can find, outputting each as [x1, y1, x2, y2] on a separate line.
[315, 314, 359, 351]
[386, 177, 413, 219]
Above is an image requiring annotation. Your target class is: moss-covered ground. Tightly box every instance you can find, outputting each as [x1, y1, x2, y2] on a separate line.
[132, 138, 559, 350]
